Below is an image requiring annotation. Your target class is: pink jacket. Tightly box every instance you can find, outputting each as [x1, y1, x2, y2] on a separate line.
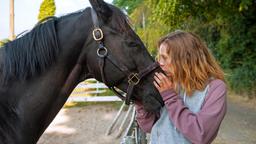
[135, 79, 227, 144]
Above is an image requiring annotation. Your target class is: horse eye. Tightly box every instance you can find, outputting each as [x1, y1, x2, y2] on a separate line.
[127, 41, 139, 47]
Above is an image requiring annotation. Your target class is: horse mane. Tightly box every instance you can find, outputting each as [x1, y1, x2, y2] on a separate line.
[1, 17, 59, 83]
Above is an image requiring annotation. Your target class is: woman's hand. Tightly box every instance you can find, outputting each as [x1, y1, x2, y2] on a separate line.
[153, 72, 173, 93]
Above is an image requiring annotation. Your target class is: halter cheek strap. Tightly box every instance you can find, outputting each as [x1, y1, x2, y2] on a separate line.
[90, 8, 159, 105]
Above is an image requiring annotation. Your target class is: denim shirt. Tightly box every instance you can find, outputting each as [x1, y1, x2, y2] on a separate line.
[150, 85, 209, 144]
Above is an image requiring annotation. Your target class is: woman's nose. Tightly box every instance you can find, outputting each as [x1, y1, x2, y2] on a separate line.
[158, 60, 164, 66]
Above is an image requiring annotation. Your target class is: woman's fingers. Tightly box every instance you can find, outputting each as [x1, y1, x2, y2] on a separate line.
[153, 81, 160, 91]
[158, 72, 172, 85]
[155, 72, 168, 84]
[153, 72, 173, 93]
[158, 72, 168, 83]
[154, 73, 162, 85]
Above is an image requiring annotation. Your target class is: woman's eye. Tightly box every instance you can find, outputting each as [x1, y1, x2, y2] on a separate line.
[160, 56, 165, 60]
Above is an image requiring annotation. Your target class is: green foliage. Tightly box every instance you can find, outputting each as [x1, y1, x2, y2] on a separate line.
[113, 0, 143, 14]
[38, 0, 56, 21]
[0, 39, 10, 47]
[0, 42, 4, 47]
[129, 2, 169, 56]
[114, 0, 256, 97]
[228, 64, 256, 97]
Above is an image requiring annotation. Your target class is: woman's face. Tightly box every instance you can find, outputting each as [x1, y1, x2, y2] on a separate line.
[158, 43, 173, 77]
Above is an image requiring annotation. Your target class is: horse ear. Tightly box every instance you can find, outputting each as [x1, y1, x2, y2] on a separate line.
[89, 0, 113, 22]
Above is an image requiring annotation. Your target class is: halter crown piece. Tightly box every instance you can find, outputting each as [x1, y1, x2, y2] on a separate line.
[90, 8, 159, 105]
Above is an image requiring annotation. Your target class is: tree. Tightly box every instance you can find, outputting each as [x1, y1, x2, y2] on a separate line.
[38, 0, 56, 21]
[113, 0, 143, 14]
[0, 39, 11, 47]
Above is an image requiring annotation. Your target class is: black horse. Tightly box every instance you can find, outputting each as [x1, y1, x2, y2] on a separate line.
[0, 0, 163, 143]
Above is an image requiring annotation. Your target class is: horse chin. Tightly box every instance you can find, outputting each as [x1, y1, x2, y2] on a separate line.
[114, 81, 163, 113]
[142, 94, 163, 113]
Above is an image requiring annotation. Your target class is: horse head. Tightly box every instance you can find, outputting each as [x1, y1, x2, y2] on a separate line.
[79, 0, 164, 112]
[0, 1, 163, 143]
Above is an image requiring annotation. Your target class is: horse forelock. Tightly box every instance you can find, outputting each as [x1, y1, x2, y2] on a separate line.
[108, 5, 134, 36]
[1, 18, 60, 83]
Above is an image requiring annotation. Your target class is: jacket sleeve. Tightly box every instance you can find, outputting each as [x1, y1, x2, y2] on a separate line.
[135, 101, 160, 133]
[162, 79, 227, 144]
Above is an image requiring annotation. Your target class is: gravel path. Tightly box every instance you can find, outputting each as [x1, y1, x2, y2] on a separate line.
[38, 97, 256, 144]
[38, 105, 120, 144]
[213, 97, 256, 144]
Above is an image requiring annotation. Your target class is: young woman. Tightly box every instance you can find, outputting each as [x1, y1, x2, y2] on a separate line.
[135, 31, 227, 144]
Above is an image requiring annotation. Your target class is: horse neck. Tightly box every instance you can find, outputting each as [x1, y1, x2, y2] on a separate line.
[28, 10, 93, 143]
[0, 9, 93, 144]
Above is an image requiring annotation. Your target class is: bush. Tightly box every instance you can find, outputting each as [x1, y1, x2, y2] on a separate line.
[0, 39, 10, 47]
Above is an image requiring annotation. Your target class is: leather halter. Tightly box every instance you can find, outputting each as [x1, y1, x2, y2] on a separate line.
[90, 8, 159, 105]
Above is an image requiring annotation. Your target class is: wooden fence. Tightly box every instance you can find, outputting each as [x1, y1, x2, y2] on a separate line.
[67, 79, 122, 102]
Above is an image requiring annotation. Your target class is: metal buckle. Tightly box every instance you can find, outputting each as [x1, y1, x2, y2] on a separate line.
[128, 73, 140, 85]
[92, 28, 103, 41]
[97, 47, 108, 57]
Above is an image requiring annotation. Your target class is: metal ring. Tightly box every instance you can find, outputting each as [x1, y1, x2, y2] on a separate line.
[97, 47, 108, 58]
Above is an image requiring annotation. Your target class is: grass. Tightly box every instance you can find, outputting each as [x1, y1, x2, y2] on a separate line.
[96, 88, 116, 96]
[64, 101, 123, 109]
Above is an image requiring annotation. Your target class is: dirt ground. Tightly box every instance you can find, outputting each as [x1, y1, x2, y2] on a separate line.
[37, 105, 120, 144]
[38, 96, 256, 144]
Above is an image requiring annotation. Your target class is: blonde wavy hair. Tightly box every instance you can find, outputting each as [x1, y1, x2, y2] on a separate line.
[157, 31, 225, 96]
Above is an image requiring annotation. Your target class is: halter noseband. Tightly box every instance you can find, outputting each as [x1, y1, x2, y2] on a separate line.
[90, 8, 159, 105]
